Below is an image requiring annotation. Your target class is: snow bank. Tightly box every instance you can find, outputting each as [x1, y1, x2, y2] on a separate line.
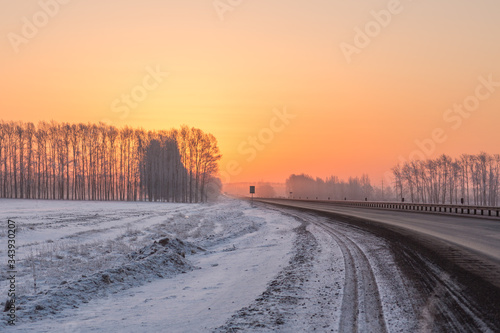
[0, 198, 300, 332]
[4, 237, 202, 327]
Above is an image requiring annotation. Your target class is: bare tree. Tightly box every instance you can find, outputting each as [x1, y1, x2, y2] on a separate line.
[391, 153, 499, 205]
[0, 120, 221, 203]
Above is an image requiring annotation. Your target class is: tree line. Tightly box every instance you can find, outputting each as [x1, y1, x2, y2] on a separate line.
[285, 174, 387, 201]
[392, 153, 500, 206]
[0, 121, 221, 202]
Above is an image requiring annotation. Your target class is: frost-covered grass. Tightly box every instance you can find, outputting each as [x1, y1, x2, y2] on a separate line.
[0, 198, 298, 331]
[1, 200, 211, 296]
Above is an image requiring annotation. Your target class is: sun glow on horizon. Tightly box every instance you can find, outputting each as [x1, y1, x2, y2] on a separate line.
[1, 1, 500, 185]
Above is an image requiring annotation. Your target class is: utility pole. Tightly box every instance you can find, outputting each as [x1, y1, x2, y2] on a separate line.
[382, 178, 384, 201]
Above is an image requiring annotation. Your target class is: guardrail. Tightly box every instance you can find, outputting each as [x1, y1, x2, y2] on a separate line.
[258, 198, 500, 219]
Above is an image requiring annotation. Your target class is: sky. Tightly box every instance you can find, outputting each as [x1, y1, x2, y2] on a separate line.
[1, 0, 500, 185]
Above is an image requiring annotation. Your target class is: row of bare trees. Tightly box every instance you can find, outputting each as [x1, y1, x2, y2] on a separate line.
[0, 121, 221, 202]
[392, 153, 500, 206]
[285, 174, 384, 201]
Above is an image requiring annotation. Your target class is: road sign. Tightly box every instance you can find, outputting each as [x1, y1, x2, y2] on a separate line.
[249, 186, 255, 207]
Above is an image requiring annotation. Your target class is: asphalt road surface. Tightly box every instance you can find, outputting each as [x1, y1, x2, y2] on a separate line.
[255, 199, 500, 331]
[257, 199, 500, 262]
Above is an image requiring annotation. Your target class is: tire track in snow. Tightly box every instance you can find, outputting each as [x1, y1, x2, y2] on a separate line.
[259, 199, 500, 332]
[290, 211, 387, 333]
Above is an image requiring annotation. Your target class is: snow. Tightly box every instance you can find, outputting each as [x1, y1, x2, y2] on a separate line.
[2, 197, 488, 331]
[0, 198, 300, 332]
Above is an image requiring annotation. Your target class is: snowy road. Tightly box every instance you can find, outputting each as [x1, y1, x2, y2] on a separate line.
[256, 200, 500, 331]
[255, 199, 500, 263]
[1, 198, 499, 332]
[257, 199, 500, 288]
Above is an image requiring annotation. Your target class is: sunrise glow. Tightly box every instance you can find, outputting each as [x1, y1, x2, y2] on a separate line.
[2, 1, 500, 185]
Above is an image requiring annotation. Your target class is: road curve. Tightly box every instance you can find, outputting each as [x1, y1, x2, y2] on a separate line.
[257, 199, 500, 331]
[256, 199, 500, 262]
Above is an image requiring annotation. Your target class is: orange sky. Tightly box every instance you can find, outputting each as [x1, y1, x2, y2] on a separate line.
[1, 1, 500, 185]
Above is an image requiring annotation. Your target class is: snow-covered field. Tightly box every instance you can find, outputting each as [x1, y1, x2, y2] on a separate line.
[2, 198, 496, 332]
[0, 198, 300, 332]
